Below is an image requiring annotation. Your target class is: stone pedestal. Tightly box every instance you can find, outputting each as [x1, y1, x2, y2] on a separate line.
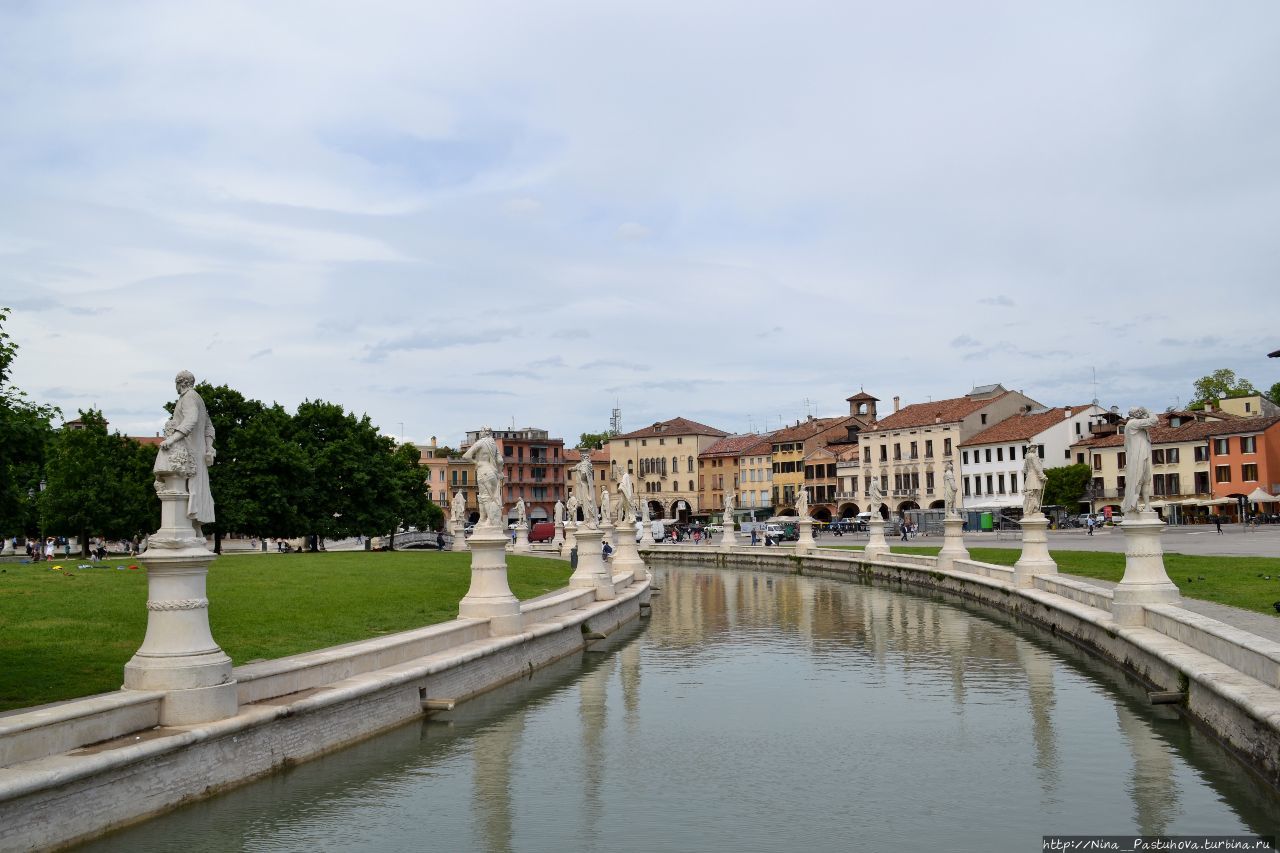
[936, 516, 970, 571]
[514, 524, 531, 553]
[569, 527, 615, 600]
[612, 520, 647, 583]
[864, 517, 890, 559]
[561, 522, 577, 559]
[639, 520, 656, 546]
[1013, 513, 1056, 588]
[720, 520, 737, 550]
[1112, 511, 1180, 627]
[1, 538, 12, 556]
[795, 518, 816, 554]
[601, 520, 618, 548]
[457, 527, 523, 636]
[450, 524, 469, 552]
[123, 478, 237, 726]
[552, 520, 565, 548]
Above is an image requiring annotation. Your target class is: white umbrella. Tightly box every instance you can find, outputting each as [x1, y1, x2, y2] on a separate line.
[1246, 487, 1279, 504]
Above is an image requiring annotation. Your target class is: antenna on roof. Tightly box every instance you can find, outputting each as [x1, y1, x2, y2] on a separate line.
[1091, 366, 1099, 406]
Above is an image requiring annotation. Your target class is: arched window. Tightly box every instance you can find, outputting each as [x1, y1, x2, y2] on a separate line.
[689, 480, 694, 492]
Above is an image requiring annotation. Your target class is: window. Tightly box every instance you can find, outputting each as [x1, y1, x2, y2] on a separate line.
[1194, 445, 1209, 463]
[925, 440, 933, 458]
[1075, 422, 1081, 435]
[1166, 448, 1179, 464]
[641, 439, 647, 447]
[962, 450, 969, 464]
[971, 476, 979, 496]
[1077, 453, 1085, 464]
[1037, 445, 1045, 459]
[909, 441, 918, 459]
[624, 440, 630, 447]
[1214, 438, 1229, 455]
[1009, 446, 1017, 460]
[879, 446, 888, 462]
[1153, 449, 1165, 464]
[1117, 452, 1126, 468]
[1117, 476, 1126, 494]
[1010, 473, 1017, 493]
[1215, 465, 1231, 483]
[677, 437, 683, 444]
[1153, 474, 1165, 495]
[880, 475, 888, 492]
[944, 438, 952, 455]
[1241, 437, 1257, 454]
[1166, 473, 1180, 495]
[996, 448, 1003, 462]
[864, 448, 871, 463]
[1064, 449, 1070, 460]
[985, 474, 994, 494]
[985, 449, 992, 463]
[893, 443, 901, 461]
[926, 472, 935, 492]
[659, 438, 665, 445]
[1093, 454, 1102, 471]
[981, 414, 988, 425]
[997, 474, 1006, 494]
[1242, 464, 1259, 482]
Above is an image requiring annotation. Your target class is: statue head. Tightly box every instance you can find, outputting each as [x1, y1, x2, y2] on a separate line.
[175, 370, 196, 393]
[1127, 406, 1150, 419]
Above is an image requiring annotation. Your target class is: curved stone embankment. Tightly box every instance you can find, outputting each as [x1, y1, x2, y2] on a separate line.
[643, 545, 1280, 789]
[0, 571, 649, 852]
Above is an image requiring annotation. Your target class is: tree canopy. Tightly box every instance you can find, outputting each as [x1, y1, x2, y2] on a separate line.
[1191, 369, 1258, 405]
[1043, 463, 1092, 510]
[578, 430, 617, 450]
[0, 307, 57, 536]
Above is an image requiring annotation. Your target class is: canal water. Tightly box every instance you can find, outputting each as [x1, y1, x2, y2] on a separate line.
[81, 567, 1280, 852]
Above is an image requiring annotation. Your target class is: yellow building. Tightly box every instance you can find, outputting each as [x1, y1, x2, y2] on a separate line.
[608, 417, 728, 523]
[698, 433, 772, 522]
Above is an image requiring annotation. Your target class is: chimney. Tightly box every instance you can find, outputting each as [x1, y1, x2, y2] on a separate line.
[430, 435, 438, 448]
[893, 396, 901, 413]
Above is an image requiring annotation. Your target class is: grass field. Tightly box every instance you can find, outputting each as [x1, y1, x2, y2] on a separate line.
[0, 550, 571, 712]
[830, 545, 1280, 617]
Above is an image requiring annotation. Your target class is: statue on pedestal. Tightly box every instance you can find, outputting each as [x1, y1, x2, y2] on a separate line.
[867, 477, 884, 518]
[1122, 407, 1159, 515]
[152, 370, 216, 536]
[618, 471, 636, 522]
[451, 490, 466, 530]
[1021, 449, 1046, 516]
[574, 450, 598, 529]
[943, 462, 961, 518]
[554, 499, 565, 525]
[795, 485, 808, 517]
[600, 488, 612, 524]
[566, 493, 580, 524]
[462, 427, 504, 531]
[515, 497, 527, 527]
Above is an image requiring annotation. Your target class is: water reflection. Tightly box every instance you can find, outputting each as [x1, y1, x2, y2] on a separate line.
[80, 567, 1280, 852]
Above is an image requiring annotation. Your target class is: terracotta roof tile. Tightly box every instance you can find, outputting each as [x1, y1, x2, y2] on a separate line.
[1202, 414, 1280, 436]
[564, 447, 610, 462]
[867, 392, 1011, 431]
[1068, 412, 1254, 450]
[700, 432, 776, 458]
[614, 417, 728, 441]
[960, 406, 1093, 447]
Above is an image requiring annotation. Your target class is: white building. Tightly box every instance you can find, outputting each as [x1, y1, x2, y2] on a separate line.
[958, 404, 1105, 513]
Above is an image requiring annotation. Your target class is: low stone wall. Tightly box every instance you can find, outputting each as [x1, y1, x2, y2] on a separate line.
[0, 571, 648, 851]
[643, 544, 1280, 789]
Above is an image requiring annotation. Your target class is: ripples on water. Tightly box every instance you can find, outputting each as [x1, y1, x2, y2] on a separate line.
[80, 567, 1280, 853]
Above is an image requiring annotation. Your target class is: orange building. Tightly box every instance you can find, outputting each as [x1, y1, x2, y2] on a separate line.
[1207, 414, 1280, 520]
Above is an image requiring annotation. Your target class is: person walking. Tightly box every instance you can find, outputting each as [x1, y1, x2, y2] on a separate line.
[1214, 514, 1224, 535]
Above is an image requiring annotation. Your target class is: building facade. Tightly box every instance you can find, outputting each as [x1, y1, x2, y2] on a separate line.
[608, 417, 728, 522]
[461, 427, 566, 524]
[1207, 414, 1280, 520]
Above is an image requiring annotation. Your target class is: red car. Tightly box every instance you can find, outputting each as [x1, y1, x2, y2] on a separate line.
[528, 521, 556, 543]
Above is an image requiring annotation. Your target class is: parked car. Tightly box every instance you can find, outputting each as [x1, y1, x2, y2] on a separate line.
[528, 521, 556, 543]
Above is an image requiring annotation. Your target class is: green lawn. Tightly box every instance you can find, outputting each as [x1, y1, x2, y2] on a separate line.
[829, 545, 1280, 617]
[0, 550, 571, 712]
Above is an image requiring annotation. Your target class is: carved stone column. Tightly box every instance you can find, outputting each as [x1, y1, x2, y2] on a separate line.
[569, 527, 614, 600]
[720, 519, 737, 550]
[1013, 513, 1056, 587]
[458, 526, 523, 636]
[795, 518, 815, 554]
[561, 521, 577, 559]
[451, 523, 469, 552]
[1112, 511, 1180, 626]
[611, 520, 647, 584]
[124, 474, 236, 726]
[513, 523, 531, 553]
[864, 517, 890, 559]
[552, 520, 565, 548]
[638, 518, 656, 546]
[936, 516, 970, 571]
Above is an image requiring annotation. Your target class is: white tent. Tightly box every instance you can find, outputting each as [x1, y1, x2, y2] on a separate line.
[1247, 487, 1280, 504]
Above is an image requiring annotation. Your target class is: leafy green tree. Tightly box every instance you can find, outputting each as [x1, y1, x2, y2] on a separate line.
[0, 307, 58, 537]
[40, 410, 157, 556]
[578, 430, 617, 450]
[1191, 369, 1257, 405]
[1269, 381, 1280, 407]
[384, 442, 442, 549]
[184, 383, 308, 551]
[1043, 463, 1092, 509]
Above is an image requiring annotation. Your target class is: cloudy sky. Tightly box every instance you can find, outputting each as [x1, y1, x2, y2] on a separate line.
[2, 1, 1278, 447]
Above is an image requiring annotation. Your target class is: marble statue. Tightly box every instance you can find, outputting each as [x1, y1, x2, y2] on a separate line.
[574, 450, 598, 529]
[515, 497, 527, 527]
[723, 489, 735, 516]
[600, 488, 612, 524]
[153, 370, 216, 534]
[641, 496, 651, 525]
[566, 493, 580, 524]
[943, 462, 961, 517]
[867, 478, 884, 516]
[462, 427, 504, 530]
[617, 471, 636, 522]
[1122, 406, 1159, 515]
[554, 500, 565, 525]
[451, 490, 466, 529]
[1021, 450, 1046, 516]
[795, 485, 808, 516]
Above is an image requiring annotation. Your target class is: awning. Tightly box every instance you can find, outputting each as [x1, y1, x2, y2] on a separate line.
[1202, 497, 1234, 506]
[1247, 487, 1280, 504]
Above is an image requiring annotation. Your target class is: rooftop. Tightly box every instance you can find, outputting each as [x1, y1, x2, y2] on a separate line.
[868, 391, 1012, 432]
[700, 432, 776, 458]
[613, 417, 728, 441]
[960, 405, 1093, 447]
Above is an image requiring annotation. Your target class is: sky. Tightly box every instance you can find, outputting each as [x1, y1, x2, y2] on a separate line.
[2, 1, 1278, 448]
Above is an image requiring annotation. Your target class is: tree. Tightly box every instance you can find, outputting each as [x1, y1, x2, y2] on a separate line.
[384, 442, 442, 549]
[578, 430, 617, 450]
[40, 410, 157, 556]
[1269, 381, 1280, 407]
[1043, 463, 1092, 510]
[0, 307, 58, 537]
[1191, 369, 1257, 405]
